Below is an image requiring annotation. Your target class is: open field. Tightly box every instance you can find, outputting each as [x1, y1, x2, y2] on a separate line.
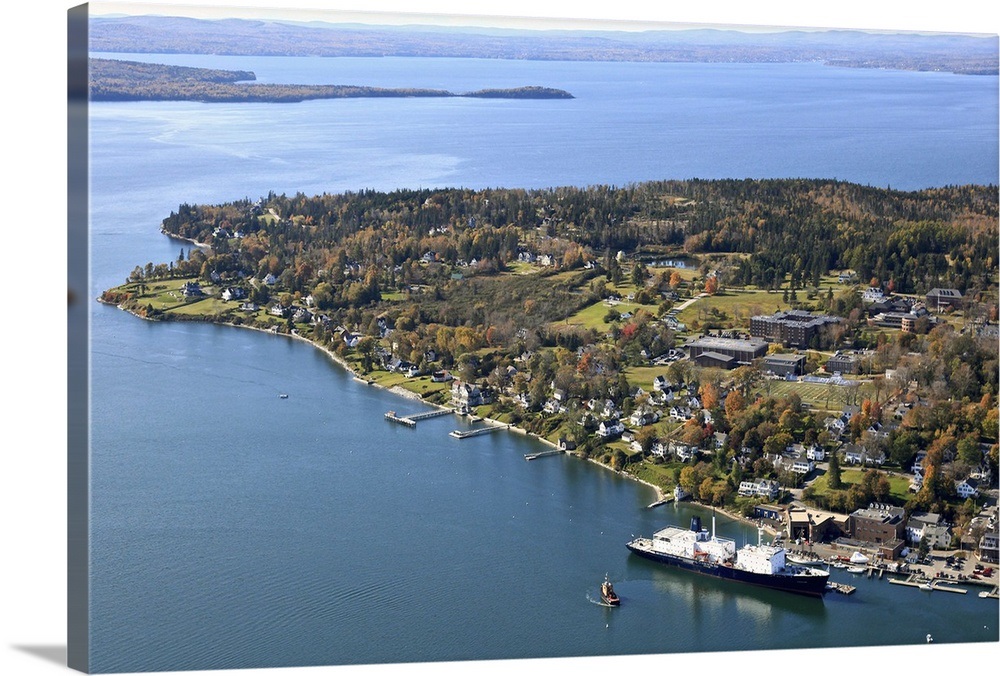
[809, 467, 912, 505]
[759, 378, 871, 412]
[558, 299, 660, 331]
[674, 288, 792, 328]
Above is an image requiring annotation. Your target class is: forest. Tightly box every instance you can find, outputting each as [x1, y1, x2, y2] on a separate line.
[89, 58, 573, 103]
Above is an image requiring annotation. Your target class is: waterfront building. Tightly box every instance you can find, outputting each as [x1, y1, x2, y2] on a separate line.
[849, 503, 906, 558]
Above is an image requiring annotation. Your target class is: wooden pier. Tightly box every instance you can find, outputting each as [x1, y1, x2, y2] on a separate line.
[524, 450, 564, 461]
[450, 424, 509, 439]
[646, 497, 674, 509]
[384, 411, 417, 427]
[406, 409, 453, 421]
[385, 408, 454, 427]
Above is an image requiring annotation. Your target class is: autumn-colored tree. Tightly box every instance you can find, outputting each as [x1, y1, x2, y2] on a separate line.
[699, 382, 720, 410]
[705, 276, 719, 295]
[669, 270, 683, 288]
[724, 389, 746, 418]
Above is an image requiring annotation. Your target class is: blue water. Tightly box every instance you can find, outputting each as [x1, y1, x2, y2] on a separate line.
[87, 54, 999, 672]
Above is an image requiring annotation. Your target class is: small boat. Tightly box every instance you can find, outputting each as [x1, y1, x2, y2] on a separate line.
[279, 393, 289, 399]
[919, 582, 934, 591]
[926, 633, 933, 643]
[847, 566, 866, 574]
[601, 574, 620, 606]
[978, 590, 990, 598]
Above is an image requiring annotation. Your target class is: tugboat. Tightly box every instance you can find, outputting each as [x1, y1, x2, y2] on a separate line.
[601, 574, 620, 606]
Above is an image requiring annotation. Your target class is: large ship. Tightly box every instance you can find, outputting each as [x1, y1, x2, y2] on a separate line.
[626, 516, 829, 597]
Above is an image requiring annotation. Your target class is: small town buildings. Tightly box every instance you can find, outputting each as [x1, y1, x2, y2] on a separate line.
[825, 351, 861, 375]
[905, 512, 951, 549]
[762, 353, 806, 377]
[925, 287, 964, 311]
[596, 420, 625, 439]
[738, 479, 780, 500]
[684, 336, 768, 365]
[787, 506, 847, 543]
[221, 287, 245, 301]
[956, 477, 980, 500]
[451, 381, 484, 408]
[849, 503, 906, 558]
[749, 310, 840, 348]
[978, 527, 999, 564]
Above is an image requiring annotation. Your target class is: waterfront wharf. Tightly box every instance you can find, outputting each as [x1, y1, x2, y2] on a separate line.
[385, 408, 455, 427]
[888, 575, 968, 594]
[524, 450, 564, 461]
[450, 424, 510, 439]
[385, 411, 416, 427]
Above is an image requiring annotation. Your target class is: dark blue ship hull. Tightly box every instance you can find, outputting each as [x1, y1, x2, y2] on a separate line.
[627, 543, 828, 597]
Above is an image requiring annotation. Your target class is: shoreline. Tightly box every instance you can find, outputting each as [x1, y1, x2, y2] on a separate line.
[99, 299, 776, 536]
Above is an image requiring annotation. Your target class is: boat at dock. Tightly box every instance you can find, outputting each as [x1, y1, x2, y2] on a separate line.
[626, 516, 829, 597]
[847, 566, 866, 574]
[600, 574, 620, 606]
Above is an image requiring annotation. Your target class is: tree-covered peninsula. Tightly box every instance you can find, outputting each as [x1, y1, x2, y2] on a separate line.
[103, 178, 998, 531]
[89, 58, 573, 102]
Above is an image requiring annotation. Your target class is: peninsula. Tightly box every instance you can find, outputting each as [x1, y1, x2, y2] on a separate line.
[102, 178, 998, 548]
[89, 58, 574, 103]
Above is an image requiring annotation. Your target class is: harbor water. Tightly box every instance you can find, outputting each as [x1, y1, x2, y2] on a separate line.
[87, 54, 999, 672]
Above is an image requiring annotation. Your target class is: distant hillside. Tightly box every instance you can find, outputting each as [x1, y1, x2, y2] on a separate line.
[89, 15, 999, 75]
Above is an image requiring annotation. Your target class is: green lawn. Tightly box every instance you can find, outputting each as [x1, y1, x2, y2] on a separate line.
[559, 299, 660, 331]
[809, 468, 911, 504]
[674, 288, 791, 329]
[760, 378, 873, 412]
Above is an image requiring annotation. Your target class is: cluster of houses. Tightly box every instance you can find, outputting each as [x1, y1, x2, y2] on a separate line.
[777, 501, 999, 563]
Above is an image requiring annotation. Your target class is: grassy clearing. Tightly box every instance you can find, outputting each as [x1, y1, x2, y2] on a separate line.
[675, 288, 790, 328]
[559, 299, 660, 331]
[809, 468, 911, 504]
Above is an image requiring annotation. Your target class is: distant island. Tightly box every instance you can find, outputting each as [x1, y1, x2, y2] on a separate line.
[89, 15, 999, 76]
[89, 58, 574, 103]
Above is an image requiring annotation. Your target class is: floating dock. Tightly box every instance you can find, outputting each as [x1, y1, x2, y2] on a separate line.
[646, 497, 674, 509]
[826, 581, 856, 595]
[450, 424, 509, 439]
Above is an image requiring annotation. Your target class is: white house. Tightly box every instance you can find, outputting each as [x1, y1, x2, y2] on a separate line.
[956, 477, 980, 500]
[597, 420, 625, 439]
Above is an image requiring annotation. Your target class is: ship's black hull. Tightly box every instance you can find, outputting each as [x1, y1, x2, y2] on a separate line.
[627, 543, 828, 597]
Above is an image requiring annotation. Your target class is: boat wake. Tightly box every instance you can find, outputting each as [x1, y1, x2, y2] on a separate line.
[586, 592, 617, 607]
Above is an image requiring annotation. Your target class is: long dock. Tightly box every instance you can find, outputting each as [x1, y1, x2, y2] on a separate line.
[524, 450, 564, 461]
[450, 424, 509, 439]
[888, 575, 967, 594]
[385, 408, 454, 427]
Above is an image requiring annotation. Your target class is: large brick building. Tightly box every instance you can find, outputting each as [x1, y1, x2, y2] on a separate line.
[750, 310, 841, 348]
[850, 503, 906, 558]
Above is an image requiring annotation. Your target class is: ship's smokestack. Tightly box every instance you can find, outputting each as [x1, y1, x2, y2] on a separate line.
[690, 516, 702, 533]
